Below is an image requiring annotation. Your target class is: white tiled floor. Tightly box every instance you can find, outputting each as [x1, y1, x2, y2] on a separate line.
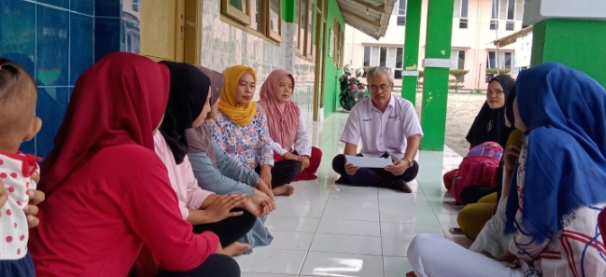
[236, 112, 472, 277]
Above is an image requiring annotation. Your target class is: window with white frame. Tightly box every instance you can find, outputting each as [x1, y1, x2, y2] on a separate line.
[497, 0, 523, 31]
[490, 0, 498, 30]
[396, 0, 406, 26]
[451, 49, 466, 81]
[453, 0, 469, 29]
[487, 51, 519, 75]
[363, 46, 404, 79]
[395, 48, 403, 79]
[460, 0, 468, 28]
[506, 0, 515, 30]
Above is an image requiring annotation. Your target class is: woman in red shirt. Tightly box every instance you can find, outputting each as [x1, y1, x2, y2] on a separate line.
[29, 53, 238, 277]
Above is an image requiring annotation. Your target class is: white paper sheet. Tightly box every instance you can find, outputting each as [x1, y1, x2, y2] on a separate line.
[345, 155, 393, 168]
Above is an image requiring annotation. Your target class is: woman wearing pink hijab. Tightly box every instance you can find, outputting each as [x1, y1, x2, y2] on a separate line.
[259, 69, 322, 183]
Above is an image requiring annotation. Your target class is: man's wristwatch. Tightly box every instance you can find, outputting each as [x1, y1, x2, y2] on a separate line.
[406, 158, 413, 167]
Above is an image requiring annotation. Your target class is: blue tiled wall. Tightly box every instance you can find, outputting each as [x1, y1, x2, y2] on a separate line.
[0, 0, 139, 158]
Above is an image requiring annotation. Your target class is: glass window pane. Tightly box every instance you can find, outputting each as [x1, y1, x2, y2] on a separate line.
[458, 50, 465, 69]
[504, 52, 512, 68]
[229, 0, 247, 13]
[395, 70, 403, 79]
[399, 0, 407, 15]
[380, 47, 387, 67]
[397, 16, 406, 26]
[270, 0, 280, 31]
[507, 0, 515, 20]
[307, 0, 313, 56]
[299, 0, 307, 49]
[250, 0, 264, 32]
[491, 0, 498, 19]
[364, 46, 370, 66]
[487, 51, 496, 68]
[459, 18, 468, 29]
[461, 0, 469, 18]
[506, 21, 514, 31]
[396, 48, 403, 69]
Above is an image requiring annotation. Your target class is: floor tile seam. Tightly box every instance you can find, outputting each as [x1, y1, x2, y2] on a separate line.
[377, 187, 387, 276]
[378, 219, 442, 226]
[305, 250, 384, 257]
[383, 254, 408, 258]
[414, 182, 444, 222]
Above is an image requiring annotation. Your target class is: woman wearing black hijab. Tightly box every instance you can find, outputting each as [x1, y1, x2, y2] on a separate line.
[465, 75, 516, 148]
[444, 75, 516, 192]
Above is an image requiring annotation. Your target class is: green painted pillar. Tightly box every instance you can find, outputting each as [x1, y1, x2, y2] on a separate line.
[282, 0, 296, 23]
[530, 19, 606, 87]
[402, 0, 422, 105]
[419, 0, 455, 151]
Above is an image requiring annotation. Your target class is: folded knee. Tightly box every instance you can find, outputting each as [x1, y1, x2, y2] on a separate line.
[407, 233, 438, 259]
[331, 154, 345, 171]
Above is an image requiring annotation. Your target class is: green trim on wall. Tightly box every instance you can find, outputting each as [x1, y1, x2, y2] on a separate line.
[531, 18, 606, 87]
[282, 0, 296, 23]
[402, 0, 423, 105]
[420, 0, 455, 151]
[323, 0, 345, 118]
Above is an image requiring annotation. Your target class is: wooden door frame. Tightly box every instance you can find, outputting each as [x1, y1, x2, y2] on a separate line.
[140, 0, 200, 63]
[184, 0, 201, 64]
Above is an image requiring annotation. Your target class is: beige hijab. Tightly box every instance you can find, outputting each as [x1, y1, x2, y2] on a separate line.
[185, 66, 224, 167]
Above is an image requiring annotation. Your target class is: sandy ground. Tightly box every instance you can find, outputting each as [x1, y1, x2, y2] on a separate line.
[413, 92, 487, 156]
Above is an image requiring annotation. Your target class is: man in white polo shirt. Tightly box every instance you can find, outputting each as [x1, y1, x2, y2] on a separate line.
[332, 67, 423, 193]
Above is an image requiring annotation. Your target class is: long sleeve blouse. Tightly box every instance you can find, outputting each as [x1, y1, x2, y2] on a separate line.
[269, 112, 312, 157]
[29, 144, 219, 276]
[208, 104, 274, 170]
[154, 133, 214, 219]
[187, 139, 259, 196]
[508, 141, 606, 277]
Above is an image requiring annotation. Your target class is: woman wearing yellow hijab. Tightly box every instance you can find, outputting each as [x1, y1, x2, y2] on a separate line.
[208, 65, 302, 197]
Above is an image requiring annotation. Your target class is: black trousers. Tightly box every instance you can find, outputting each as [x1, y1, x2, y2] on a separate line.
[193, 209, 256, 247]
[460, 186, 495, 205]
[332, 154, 419, 186]
[255, 160, 302, 188]
[157, 254, 240, 277]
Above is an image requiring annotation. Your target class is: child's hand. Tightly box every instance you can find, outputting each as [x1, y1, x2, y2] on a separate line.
[0, 180, 7, 218]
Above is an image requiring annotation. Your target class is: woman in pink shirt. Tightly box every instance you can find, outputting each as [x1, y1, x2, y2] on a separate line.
[154, 61, 270, 257]
[29, 53, 239, 277]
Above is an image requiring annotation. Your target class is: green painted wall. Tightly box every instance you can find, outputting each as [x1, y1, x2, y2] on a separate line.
[285, 0, 344, 118]
[531, 19, 606, 87]
[322, 0, 344, 118]
[282, 0, 296, 23]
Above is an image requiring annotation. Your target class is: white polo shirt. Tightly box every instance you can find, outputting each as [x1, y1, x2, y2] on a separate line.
[340, 94, 423, 160]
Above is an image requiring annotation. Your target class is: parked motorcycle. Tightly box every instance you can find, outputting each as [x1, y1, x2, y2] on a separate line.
[339, 67, 368, 111]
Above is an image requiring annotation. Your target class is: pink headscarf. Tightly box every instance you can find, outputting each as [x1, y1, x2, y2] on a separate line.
[259, 69, 300, 151]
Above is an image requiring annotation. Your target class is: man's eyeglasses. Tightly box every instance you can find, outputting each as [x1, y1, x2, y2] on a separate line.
[369, 84, 390, 92]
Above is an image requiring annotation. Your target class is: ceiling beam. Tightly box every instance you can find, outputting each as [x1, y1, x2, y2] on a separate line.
[342, 12, 381, 28]
[344, 0, 386, 13]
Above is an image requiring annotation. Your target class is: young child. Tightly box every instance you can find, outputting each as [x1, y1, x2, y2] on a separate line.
[0, 58, 42, 276]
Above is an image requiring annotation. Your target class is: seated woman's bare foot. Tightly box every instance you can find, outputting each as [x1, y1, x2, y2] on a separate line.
[273, 184, 295, 196]
[221, 242, 250, 256]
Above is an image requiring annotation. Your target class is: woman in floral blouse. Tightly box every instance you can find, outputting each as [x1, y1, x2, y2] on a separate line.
[209, 65, 302, 196]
